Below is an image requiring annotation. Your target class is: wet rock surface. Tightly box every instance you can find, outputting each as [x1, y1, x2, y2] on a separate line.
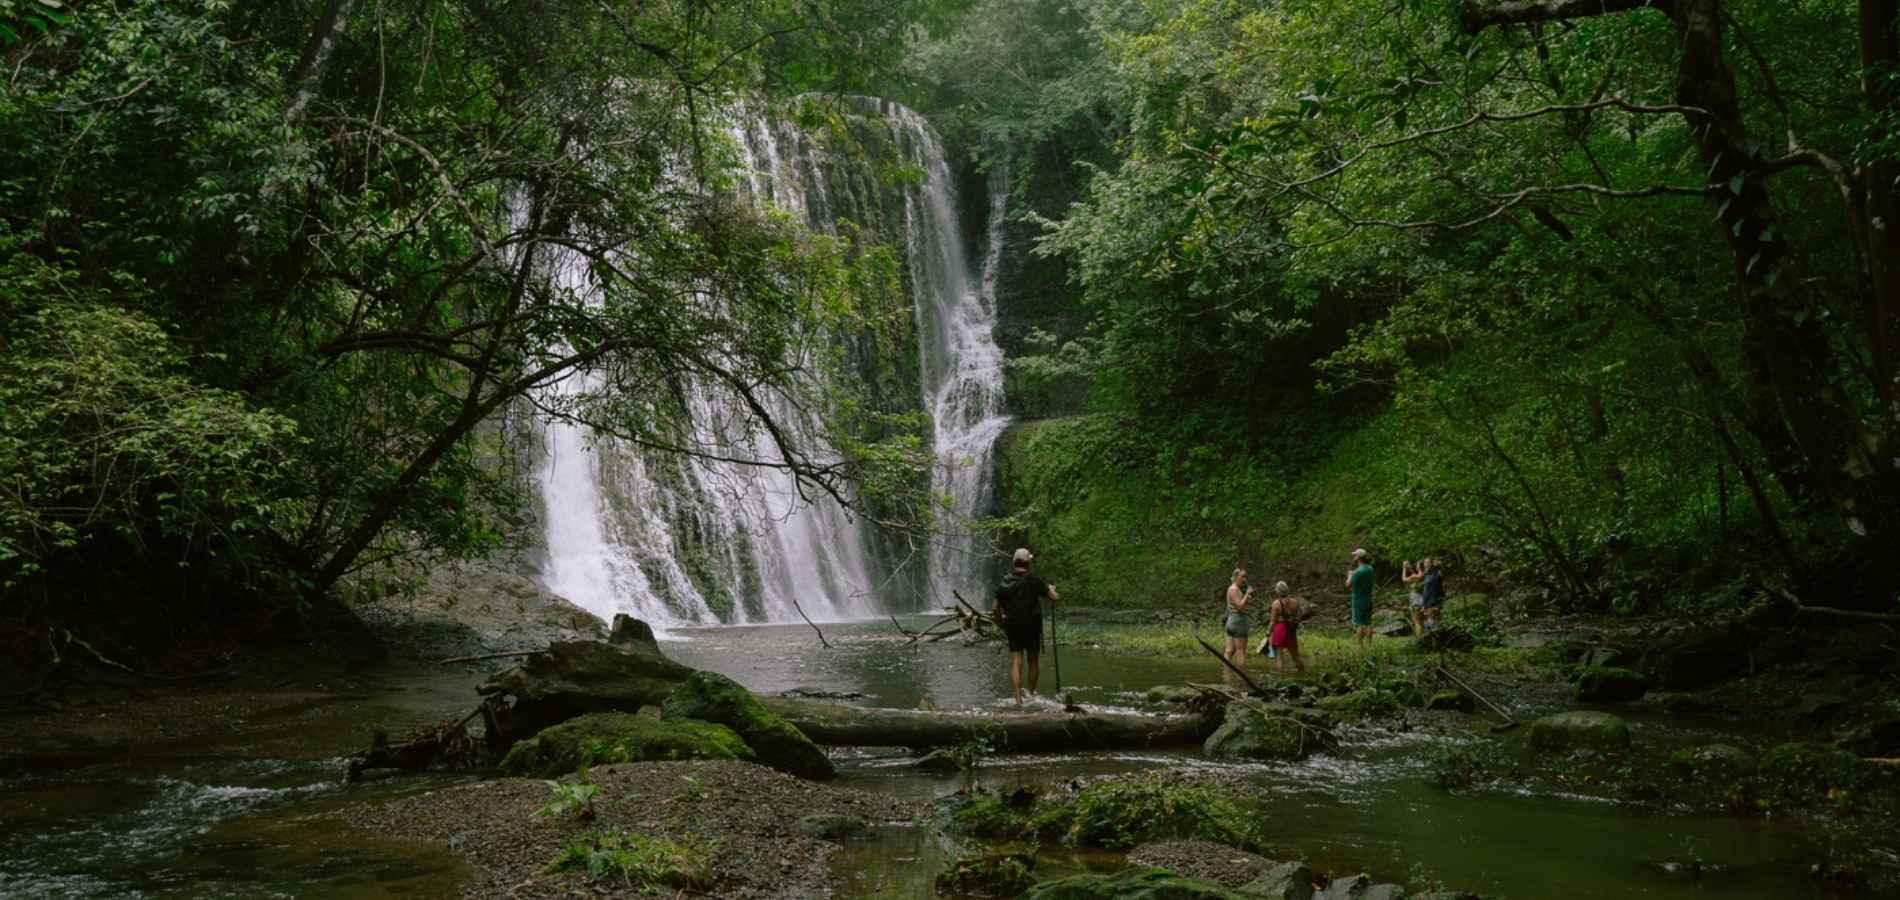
[342, 759, 915, 898]
[1573, 666, 1649, 702]
[1528, 710, 1631, 751]
[349, 559, 605, 663]
[1203, 703, 1337, 761]
[1242, 861, 1317, 899]
[662, 670, 835, 779]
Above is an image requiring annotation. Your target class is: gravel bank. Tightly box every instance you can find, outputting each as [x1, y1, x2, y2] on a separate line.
[1124, 839, 1279, 888]
[343, 759, 921, 898]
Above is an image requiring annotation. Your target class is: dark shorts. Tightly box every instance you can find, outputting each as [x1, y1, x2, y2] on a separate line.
[1350, 597, 1374, 627]
[1225, 612, 1249, 638]
[1006, 617, 1042, 653]
[1422, 595, 1443, 609]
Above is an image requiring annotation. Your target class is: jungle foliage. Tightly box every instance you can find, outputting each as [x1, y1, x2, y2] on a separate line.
[0, 0, 937, 637]
[902, 0, 1900, 613]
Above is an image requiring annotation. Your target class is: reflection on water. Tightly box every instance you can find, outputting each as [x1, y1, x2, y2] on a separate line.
[0, 621, 1888, 899]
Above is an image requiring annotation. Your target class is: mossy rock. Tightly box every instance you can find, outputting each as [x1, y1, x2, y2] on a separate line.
[1058, 776, 1264, 852]
[1756, 742, 1879, 806]
[1424, 689, 1476, 713]
[947, 791, 1037, 840]
[1021, 867, 1252, 899]
[1528, 711, 1631, 752]
[497, 712, 753, 776]
[1240, 861, 1315, 900]
[662, 671, 833, 779]
[1315, 688, 1403, 717]
[1669, 743, 1755, 779]
[1574, 666, 1650, 703]
[1204, 703, 1336, 761]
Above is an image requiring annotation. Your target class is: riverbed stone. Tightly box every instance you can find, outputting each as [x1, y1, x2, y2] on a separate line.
[1204, 703, 1336, 761]
[1573, 666, 1649, 703]
[606, 614, 660, 655]
[496, 711, 753, 776]
[662, 671, 834, 779]
[1238, 861, 1314, 899]
[1316, 873, 1371, 899]
[1528, 710, 1631, 751]
[1022, 867, 1252, 899]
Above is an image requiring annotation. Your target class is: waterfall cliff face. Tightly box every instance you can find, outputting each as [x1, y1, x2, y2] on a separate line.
[531, 99, 1009, 626]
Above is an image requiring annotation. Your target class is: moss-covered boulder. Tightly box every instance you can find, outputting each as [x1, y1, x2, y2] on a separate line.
[1021, 867, 1251, 899]
[1204, 703, 1337, 761]
[1529, 711, 1631, 751]
[662, 671, 833, 779]
[1573, 666, 1649, 703]
[1756, 742, 1880, 807]
[497, 712, 753, 776]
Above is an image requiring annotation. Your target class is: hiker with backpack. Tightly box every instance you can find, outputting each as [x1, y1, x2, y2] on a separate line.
[1266, 581, 1309, 675]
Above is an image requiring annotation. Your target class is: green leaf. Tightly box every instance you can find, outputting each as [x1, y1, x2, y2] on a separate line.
[1728, 175, 1744, 195]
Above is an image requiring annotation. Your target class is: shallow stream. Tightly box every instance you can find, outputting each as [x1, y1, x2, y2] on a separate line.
[0, 620, 1886, 898]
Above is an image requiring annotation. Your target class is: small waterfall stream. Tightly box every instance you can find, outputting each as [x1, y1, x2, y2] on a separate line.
[533, 99, 1006, 626]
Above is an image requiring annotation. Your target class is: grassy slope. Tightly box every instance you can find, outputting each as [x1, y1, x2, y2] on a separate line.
[995, 404, 1456, 612]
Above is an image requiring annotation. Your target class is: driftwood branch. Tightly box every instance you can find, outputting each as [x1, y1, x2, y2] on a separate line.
[439, 650, 544, 664]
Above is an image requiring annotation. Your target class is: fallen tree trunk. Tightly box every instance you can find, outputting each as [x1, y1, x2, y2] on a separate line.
[758, 695, 1213, 752]
[471, 639, 1213, 756]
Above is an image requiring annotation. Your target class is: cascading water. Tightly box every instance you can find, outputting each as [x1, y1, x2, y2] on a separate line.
[885, 105, 1013, 606]
[532, 99, 1007, 626]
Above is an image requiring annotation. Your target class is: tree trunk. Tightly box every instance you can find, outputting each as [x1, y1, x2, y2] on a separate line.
[1855, 0, 1900, 462]
[1462, 0, 1900, 596]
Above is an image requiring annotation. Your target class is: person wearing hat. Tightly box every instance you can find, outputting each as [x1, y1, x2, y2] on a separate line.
[993, 547, 1060, 705]
[1346, 548, 1375, 651]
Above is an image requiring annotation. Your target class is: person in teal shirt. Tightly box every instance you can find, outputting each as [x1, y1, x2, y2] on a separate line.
[1346, 548, 1375, 651]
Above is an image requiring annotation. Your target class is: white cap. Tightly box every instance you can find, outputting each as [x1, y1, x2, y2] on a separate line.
[1012, 547, 1034, 564]
[1351, 548, 1368, 559]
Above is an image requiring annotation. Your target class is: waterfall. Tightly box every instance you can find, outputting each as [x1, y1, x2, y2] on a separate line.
[886, 105, 1013, 606]
[532, 99, 1006, 625]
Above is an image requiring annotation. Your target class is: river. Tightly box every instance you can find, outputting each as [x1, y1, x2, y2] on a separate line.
[0, 620, 1873, 898]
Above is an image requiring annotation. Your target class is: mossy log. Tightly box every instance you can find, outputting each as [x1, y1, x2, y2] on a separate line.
[756, 695, 1214, 752]
[478, 640, 695, 752]
[473, 638, 1210, 754]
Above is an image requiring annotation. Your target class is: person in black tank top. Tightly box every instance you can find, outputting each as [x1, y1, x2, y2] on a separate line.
[991, 547, 1059, 705]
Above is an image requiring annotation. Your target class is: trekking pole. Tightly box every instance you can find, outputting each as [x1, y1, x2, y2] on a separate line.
[1049, 598, 1062, 696]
